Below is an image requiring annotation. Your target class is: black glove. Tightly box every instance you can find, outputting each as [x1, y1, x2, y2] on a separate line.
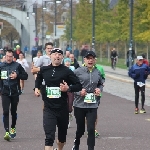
[135, 73, 140, 78]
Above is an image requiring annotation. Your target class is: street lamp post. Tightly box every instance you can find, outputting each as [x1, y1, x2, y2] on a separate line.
[54, 0, 57, 47]
[43, 0, 61, 48]
[92, 0, 95, 51]
[33, 3, 38, 47]
[129, 0, 133, 69]
[70, 0, 73, 50]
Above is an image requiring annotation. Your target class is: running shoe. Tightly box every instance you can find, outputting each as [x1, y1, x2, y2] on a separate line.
[10, 128, 16, 138]
[135, 108, 139, 114]
[4, 132, 11, 141]
[69, 113, 73, 122]
[140, 108, 146, 114]
[95, 130, 100, 137]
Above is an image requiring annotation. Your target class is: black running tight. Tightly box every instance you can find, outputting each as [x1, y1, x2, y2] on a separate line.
[134, 82, 145, 108]
[1, 95, 19, 132]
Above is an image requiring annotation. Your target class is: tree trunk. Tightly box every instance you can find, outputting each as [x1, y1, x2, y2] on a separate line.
[107, 41, 110, 63]
[135, 42, 137, 54]
[125, 41, 127, 65]
[100, 43, 102, 62]
[147, 43, 149, 60]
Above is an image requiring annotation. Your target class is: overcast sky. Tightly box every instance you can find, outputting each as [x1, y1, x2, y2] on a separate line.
[32, 0, 42, 4]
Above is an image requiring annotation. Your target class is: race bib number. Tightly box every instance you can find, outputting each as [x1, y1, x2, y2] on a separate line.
[46, 87, 61, 98]
[137, 82, 145, 87]
[84, 93, 96, 103]
[1, 71, 8, 79]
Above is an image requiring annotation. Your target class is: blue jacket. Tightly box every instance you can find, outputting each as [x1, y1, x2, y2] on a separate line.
[128, 63, 150, 83]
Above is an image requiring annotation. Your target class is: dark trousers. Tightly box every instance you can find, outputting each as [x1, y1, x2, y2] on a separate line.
[1, 95, 19, 132]
[74, 107, 97, 150]
[43, 106, 69, 146]
[67, 92, 74, 113]
[134, 83, 145, 108]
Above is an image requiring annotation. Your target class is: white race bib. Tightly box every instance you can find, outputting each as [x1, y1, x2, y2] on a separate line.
[137, 82, 145, 87]
[46, 87, 61, 98]
[1, 71, 8, 79]
[84, 93, 96, 103]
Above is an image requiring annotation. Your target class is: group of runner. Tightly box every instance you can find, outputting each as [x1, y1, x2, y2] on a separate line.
[31, 42, 104, 150]
[0, 42, 150, 150]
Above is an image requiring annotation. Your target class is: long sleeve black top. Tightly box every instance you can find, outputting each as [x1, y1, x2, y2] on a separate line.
[35, 64, 82, 109]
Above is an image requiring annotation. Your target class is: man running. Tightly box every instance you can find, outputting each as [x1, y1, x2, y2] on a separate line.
[32, 42, 53, 101]
[69, 54, 80, 69]
[32, 42, 53, 73]
[0, 49, 28, 141]
[72, 51, 103, 150]
[129, 56, 149, 114]
[35, 48, 82, 150]
[82, 61, 105, 137]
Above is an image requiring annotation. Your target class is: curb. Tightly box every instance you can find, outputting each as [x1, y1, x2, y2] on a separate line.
[106, 74, 150, 88]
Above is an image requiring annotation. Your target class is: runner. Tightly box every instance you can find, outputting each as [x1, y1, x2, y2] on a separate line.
[32, 42, 53, 105]
[72, 51, 103, 150]
[82, 61, 105, 137]
[0, 49, 28, 141]
[32, 50, 43, 80]
[16, 53, 29, 93]
[64, 58, 75, 128]
[34, 48, 82, 150]
[13, 45, 23, 61]
[69, 54, 80, 69]
[32, 42, 53, 73]
[128, 56, 149, 114]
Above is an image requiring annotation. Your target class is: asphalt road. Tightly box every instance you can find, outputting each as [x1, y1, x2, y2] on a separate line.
[0, 68, 150, 150]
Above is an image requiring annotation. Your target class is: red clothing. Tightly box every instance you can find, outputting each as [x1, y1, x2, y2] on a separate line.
[143, 59, 149, 66]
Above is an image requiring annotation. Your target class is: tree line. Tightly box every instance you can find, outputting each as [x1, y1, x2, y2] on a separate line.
[64, 0, 150, 59]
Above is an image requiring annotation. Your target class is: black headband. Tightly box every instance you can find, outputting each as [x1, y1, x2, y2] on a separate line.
[50, 48, 63, 55]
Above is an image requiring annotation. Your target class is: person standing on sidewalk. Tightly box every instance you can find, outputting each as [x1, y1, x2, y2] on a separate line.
[128, 56, 150, 114]
[35, 48, 82, 150]
[0, 49, 28, 141]
[72, 51, 103, 150]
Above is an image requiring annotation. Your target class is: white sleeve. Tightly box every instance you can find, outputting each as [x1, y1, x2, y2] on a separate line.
[24, 59, 29, 68]
[34, 56, 43, 67]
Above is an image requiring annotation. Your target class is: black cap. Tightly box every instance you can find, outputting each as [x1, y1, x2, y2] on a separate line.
[50, 48, 63, 55]
[84, 51, 96, 58]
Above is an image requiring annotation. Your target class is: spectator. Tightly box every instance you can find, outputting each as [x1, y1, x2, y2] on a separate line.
[66, 44, 72, 53]
[23, 45, 28, 57]
[0, 48, 4, 63]
[69, 54, 80, 69]
[31, 46, 38, 61]
[142, 54, 149, 66]
[80, 46, 88, 64]
[73, 48, 79, 61]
